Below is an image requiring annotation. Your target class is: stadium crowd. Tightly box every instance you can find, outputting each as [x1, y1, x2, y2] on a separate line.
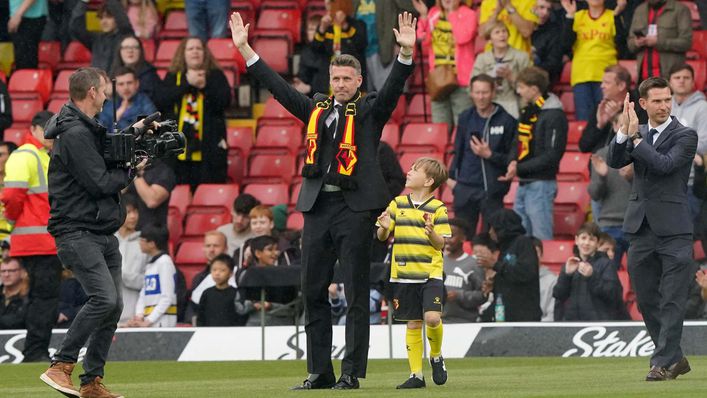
[2, 0, 707, 356]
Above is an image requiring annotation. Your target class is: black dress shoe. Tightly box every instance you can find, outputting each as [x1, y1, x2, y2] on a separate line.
[290, 373, 336, 390]
[666, 357, 691, 380]
[332, 374, 359, 390]
[646, 366, 668, 381]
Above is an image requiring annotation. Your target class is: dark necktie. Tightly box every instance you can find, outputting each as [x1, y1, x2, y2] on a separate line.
[647, 128, 658, 146]
[330, 104, 342, 139]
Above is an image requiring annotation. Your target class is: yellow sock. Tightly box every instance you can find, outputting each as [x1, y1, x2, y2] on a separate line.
[405, 327, 423, 376]
[426, 322, 444, 358]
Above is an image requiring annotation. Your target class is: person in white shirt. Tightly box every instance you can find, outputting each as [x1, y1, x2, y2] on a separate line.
[114, 194, 149, 323]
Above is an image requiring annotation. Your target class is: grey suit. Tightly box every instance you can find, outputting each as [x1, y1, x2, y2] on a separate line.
[607, 117, 698, 368]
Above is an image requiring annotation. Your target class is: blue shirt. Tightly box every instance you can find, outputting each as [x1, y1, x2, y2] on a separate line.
[98, 92, 157, 131]
[10, 0, 48, 18]
[356, 0, 378, 57]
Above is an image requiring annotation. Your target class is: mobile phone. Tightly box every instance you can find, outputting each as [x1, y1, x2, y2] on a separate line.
[633, 29, 646, 38]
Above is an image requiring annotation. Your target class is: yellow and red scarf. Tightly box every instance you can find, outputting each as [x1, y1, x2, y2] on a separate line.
[517, 95, 546, 161]
[302, 93, 361, 190]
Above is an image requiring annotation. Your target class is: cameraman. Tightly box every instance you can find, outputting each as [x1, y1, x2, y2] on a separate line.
[40, 67, 148, 398]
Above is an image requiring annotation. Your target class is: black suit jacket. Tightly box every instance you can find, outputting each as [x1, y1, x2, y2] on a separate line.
[248, 58, 413, 212]
[606, 117, 698, 236]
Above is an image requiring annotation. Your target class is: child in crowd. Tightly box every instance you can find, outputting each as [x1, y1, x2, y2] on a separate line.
[553, 222, 623, 321]
[115, 193, 149, 323]
[470, 233, 500, 322]
[376, 157, 451, 389]
[597, 232, 617, 262]
[197, 254, 241, 326]
[128, 225, 177, 327]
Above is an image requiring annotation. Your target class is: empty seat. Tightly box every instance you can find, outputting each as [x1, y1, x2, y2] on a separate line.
[559, 91, 575, 119]
[8, 69, 53, 103]
[289, 182, 301, 206]
[555, 181, 591, 213]
[380, 123, 400, 149]
[558, 151, 591, 182]
[154, 40, 181, 68]
[255, 8, 301, 44]
[286, 211, 304, 230]
[680, 0, 701, 28]
[231, 1, 256, 27]
[57, 41, 92, 70]
[686, 59, 706, 91]
[691, 30, 707, 61]
[167, 211, 183, 244]
[3, 127, 29, 146]
[159, 10, 188, 39]
[618, 269, 632, 302]
[694, 240, 705, 260]
[253, 124, 302, 155]
[553, 211, 585, 240]
[38, 41, 61, 71]
[541, 240, 575, 274]
[168, 184, 193, 219]
[253, 34, 291, 75]
[617, 60, 638, 87]
[51, 70, 74, 100]
[10, 98, 43, 124]
[558, 61, 572, 91]
[399, 123, 448, 153]
[227, 152, 247, 185]
[178, 264, 204, 291]
[243, 183, 290, 206]
[208, 38, 247, 74]
[187, 184, 240, 214]
[227, 126, 254, 156]
[140, 38, 156, 63]
[47, 99, 66, 114]
[246, 153, 296, 184]
[390, 96, 406, 124]
[257, 97, 302, 128]
[175, 240, 207, 267]
[567, 120, 587, 151]
[406, 94, 432, 123]
[183, 212, 231, 238]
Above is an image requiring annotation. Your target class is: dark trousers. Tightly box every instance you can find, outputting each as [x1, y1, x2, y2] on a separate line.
[22, 255, 63, 362]
[626, 222, 693, 368]
[453, 188, 503, 240]
[301, 191, 374, 378]
[11, 16, 46, 70]
[53, 231, 123, 385]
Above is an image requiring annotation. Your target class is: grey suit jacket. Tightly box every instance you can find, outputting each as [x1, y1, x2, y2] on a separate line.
[606, 117, 698, 236]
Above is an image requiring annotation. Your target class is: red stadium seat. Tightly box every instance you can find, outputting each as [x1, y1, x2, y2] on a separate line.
[154, 40, 181, 68]
[380, 123, 400, 149]
[257, 97, 302, 128]
[289, 182, 301, 206]
[503, 180, 518, 208]
[553, 211, 585, 240]
[0, 71, 5, 83]
[222, 68, 239, 88]
[627, 300, 643, 321]
[390, 96, 406, 124]
[175, 240, 207, 267]
[167, 211, 183, 244]
[399, 123, 448, 153]
[558, 151, 591, 182]
[408, 65, 425, 94]
[227, 152, 247, 185]
[3, 127, 29, 146]
[397, 151, 444, 174]
[227, 126, 254, 156]
[159, 10, 188, 39]
[255, 8, 301, 44]
[253, 124, 302, 155]
[246, 153, 296, 184]
[38, 41, 61, 71]
[51, 70, 74, 100]
[541, 240, 575, 274]
[691, 30, 707, 61]
[231, 1, 256, 27]
[252, 34, 292, 75]
[618, 60, 638, 87]
[441, 185, 454, 206]
[10, 98, 43, 124]
[243, 183, 290, 206]
[559, 91, 575, 120]
[8, 69, 53, 103]
[618, 269, 632, 302]
[567, 120, 586, 151]
[686, 59, 706, 91]
[406, 94, 432, 123]
[177, 264, 203, 291]
[140, 38, 156, 63]
[208, 38, 247, 74]
[286, 211, 304, 230]
[57, 41, 92, 70]
[47, 99, 66, 114]
[694, 240, 705, 260]
[680, 0, 701, 28]
[555, 181, 591, 213]
[558, 61, 571, 91]
[168, 184, 193, 219]
[183, 212, 231, 238]
[187, 184, 240, 214]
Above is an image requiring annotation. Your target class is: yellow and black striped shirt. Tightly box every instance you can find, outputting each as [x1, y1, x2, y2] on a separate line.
[384, 195, 451, 283]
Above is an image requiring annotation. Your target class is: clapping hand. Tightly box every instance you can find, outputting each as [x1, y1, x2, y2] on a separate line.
[590, 153, 609, 177]
[411, 0, 428, 19]
[577, 261, 594, 277]
[621, 93, 639, 138]
[696, 269, 707, 289]
[565, 257, 580, 274]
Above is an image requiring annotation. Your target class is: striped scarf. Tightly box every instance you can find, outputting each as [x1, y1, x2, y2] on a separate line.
[517, 95, 546, 161]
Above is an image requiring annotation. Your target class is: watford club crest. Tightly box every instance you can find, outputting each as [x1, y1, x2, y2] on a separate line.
[336, 145, 358, 176]
[433, 296, 441, 305]
[393, 299, 400, 310]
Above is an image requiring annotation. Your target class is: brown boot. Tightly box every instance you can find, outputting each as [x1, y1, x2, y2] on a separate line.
[40, 362, 80, 397]
[79, 376, 124, 398]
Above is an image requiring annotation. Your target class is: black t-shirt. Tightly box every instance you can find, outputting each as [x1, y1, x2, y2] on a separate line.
[197, 286, 239, 327]
[129, 159, 176, 230]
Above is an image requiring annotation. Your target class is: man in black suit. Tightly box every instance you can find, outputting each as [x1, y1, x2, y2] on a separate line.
[607, 77, 697, 381]
[229, 12, 416, 390]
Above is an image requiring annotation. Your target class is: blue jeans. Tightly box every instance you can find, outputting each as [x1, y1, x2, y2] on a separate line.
[185, 0, 230, 41]
[53, 231, 123, 385]
[601, 225, 629, 268]
[572, 82, 602, 121]
[514, 180, 557, 240]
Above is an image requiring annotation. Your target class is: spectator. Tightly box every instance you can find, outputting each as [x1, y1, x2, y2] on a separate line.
[531, 237, 557, 322]
[294, 15, 331, 98]
[44, 0, 79, 50]
[237, 235, 300, 326]
[0, 257, 29, 329]
[479, 0, 538, 54]
[578, 64, 648, 154]
[588, 144, 632, 265]
[482, 209, 541, 321]
[414, 0, 477, 129]
[110, 35, 162, 103]
[98, 66, 157, 131]
[236, 205, 300, 268]
[378, 141, 406, 200]
[512, 67, 567, 240]
[188, 231, 231, 309]
[597, 232, 617, 262]
[0, 141, 18, 242]
[552, 222, 624, 321]
[443, 218, 485, 323]
[158, 37, 231, 187]
[1, 110, 61, 362]
[56, 269, 88, 328]
[693, 268, 707, 318]
[560, 0, 621, 121]
[124, 146, 176, 231]
[123, 0, 160, 39]
[0, 79, 11, 138]
[196, 254, 242, 326]
[8, 0, 47, 69]
[353, 0, 416, 91]
[448, 74, 518, 238]
[531, 0, 564, 87]
[628, 0, 693, 81]
[71, 0, 134, 73]
[471, 233, 500, 322]
[471, 22, 530, 119]
[328, 283, 347, 325]
[115, 194, 148, 323]
[184, 0, 230, 42]
[217, 193, 260, 255]
[128, 225, 177, 327]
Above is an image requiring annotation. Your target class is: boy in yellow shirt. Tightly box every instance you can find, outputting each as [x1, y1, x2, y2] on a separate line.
[377, 157, 452, 389]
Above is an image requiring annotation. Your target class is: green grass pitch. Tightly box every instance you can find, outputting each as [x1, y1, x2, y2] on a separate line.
[3, 357, 707, 397]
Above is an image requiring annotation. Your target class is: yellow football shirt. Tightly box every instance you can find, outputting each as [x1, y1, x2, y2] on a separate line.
[570, 9, 617, 86]
[480, 0, 538, 54]
[431, 16, 455, 66]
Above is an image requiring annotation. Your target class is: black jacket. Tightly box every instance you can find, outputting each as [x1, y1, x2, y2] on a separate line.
[516, 94, 568, 181]
[135, 62, 162, 105]
[248, 57, 413, 212]
[378, 141, 406, 200]
[297, 45, 330, 97]
[579, 90, 648, 153]
[71, 0, 134, 72]
[488, 209, 542, 322]
[553, 251, 624, 321]
[0, 292, 28, 329]
[0, 80, 11, 137]
[532, 11, 565, 86]
[46, 103, 130, 236]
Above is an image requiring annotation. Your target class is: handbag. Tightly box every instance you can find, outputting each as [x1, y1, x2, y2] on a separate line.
[426, 65, 458, 101]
